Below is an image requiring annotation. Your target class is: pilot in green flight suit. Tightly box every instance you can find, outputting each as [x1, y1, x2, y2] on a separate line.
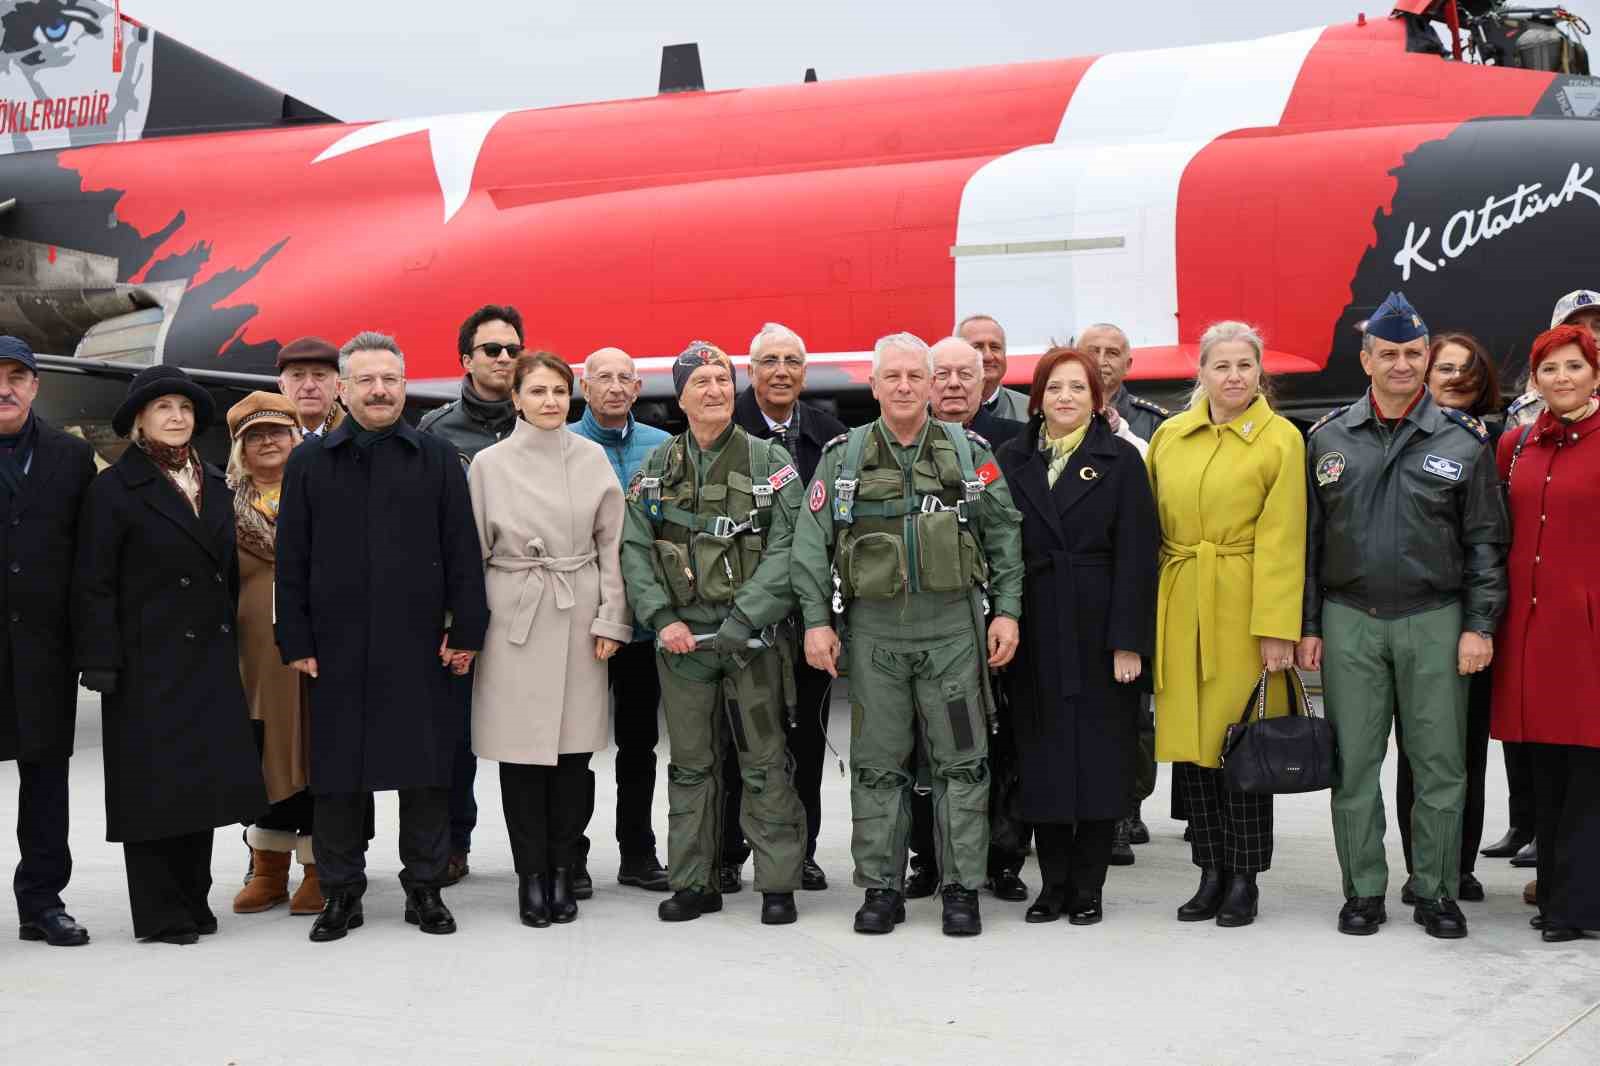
[618, 342, 808, 926]
[791, 333, 1023, 938]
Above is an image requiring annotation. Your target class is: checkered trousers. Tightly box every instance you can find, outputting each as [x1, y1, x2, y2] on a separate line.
[1173, 762, 1274, 874]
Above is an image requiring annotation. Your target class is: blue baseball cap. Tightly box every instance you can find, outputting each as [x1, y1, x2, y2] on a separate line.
[0, 336, 37, 372]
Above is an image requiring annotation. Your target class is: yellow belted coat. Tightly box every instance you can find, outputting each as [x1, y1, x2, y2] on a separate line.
[1148, 394, 1306, 767]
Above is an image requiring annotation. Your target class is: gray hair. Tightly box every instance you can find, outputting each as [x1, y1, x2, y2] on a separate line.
[1361, 330, 1429, 353]
[581, 346, 635, 377]
[871, 331, 933, 373]
[1076, 322, 1130, 351]
[955, 313, 1005, 345]
[338, 331, 406, 377]
[750, 322, 807, 360]
[931, 335, 984, 375]
[1190, 320, 1274, 409]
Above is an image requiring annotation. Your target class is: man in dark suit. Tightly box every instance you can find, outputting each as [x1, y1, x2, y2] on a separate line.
[724, 323, 847, 893]
[0, 336, 97, 946]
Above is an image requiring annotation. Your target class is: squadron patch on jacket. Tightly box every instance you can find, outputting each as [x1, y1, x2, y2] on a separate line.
[1315, 451, 1346, 487]
[626, 470, 644, 502]
[768, 464, 799, 491]
[808, 478, 827, 512]
[1307, 405, 1350, 437]
[1439, 407, 1491, 443]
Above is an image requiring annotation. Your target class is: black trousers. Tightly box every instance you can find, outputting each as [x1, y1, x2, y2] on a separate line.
[1531, 743, 1600, 931]
[581, 640, 661, 862]
[722, 658, 832, 863]
[447, 675, 478, 854]
[1504, 740, 1537, 833]
[1397, 670, 1489, 876]
[13, 757, 72, 921]
[1174, 762, 1273, 874]
[123, 830, 214, 939]
[501, 756, 592, 874]
[1035, 820, 1115, 903]
[314, 787, 449, 899]
[255, 789, 314, 835]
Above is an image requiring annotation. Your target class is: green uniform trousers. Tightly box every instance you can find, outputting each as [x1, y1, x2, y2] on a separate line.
[1322, 600, 1468, 901]
[656, 647, 805, 894]
[847, 628, 990, 892]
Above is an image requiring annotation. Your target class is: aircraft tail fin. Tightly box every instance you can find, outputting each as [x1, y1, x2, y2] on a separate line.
[0, 3, 335, 156]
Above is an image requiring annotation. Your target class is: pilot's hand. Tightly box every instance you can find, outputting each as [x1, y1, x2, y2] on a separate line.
[987, 617, 1020, 668]
[804, 626, 841, 677]
[658, 622, 696, 655]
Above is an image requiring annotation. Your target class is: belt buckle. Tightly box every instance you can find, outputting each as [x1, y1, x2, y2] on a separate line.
[919, 495, 948, 514]
[835, 478, 858, 503]
[709, 516, 738, 538]
[752, 484, 774, 509]
[638, 476, 662, 499]
[962, 479, 984, 502]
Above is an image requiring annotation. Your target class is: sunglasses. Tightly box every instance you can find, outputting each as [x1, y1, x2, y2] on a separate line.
[474, 342, 525, 360]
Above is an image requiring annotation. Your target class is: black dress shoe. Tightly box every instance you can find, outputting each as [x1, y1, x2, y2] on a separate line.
[618, 854, 671, 892]
[717, 863, 744, 894]
[1127, 815, 1151, 846]
[1414, 898, 1468, 939]
[985, 868, 1029, 902]
[18, 910, 90, 946]
[549, 868, 579, 924]
[1458, 873, 1485, 902]
[404, 887, 457, 935]
[1025, 887, 1065, 923]
[1067, 896, 1103, 926]
[904, 862, 939, 900]
[1109, 820, 1135, 866]
[1510, 841, 1538, 868]
[941, 885, 982, 936]
[853, 889, 905, 934]
[1542, 925, 1585, 942]
[801, 858, 828, 892]
[195, 913, 218, 936]
[1401, 883, 1417, 906]
[1480, 827, 1533, 858]
[310, 894, 364, 942]
[1531, 913, 1548, 930]
[1338, 896, 1387, 936]
[518, 874, 551, 928]
[143, 929, 199, 945]
[1216, 873, 1258, 927]
[761, 892, 798, 925]
[1177, 867, 1225, 922]
[570, 862, 594, 901]
[658, 888, 722, 922]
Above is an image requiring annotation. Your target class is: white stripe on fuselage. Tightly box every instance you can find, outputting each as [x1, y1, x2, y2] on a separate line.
[952, 27, 1324, 349]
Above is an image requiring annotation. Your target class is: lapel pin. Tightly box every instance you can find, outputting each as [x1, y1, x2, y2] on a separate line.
[1079, 466, 1099, 481]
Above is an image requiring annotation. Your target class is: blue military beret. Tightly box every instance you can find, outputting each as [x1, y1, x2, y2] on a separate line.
[1365, 291, 1428, 344]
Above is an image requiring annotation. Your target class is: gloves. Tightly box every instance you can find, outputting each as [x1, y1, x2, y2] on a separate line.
[81, 670, 118, 695]
[713, 614, 756, 656]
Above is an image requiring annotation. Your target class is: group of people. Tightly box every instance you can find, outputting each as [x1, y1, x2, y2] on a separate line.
[0, 287, 1594, 947]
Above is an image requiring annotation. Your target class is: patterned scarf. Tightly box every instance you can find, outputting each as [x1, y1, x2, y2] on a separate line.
[231, 475, 277, 560]
[138, 437, 203, 515]
[1042, 422, 1089, 487]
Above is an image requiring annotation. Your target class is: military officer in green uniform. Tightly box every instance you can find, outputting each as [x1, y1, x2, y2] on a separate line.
[792, 332, 1024, 937]
[618, 342, 808, 926]
[1296, 292, 1508, 941]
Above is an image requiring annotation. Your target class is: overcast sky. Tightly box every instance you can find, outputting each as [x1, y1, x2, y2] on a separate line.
[124, 0, 1595, 122]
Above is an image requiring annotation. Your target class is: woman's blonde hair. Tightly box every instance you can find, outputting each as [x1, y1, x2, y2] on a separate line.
[226, 424, 302, 489]
[1187, 320, 1275, 410]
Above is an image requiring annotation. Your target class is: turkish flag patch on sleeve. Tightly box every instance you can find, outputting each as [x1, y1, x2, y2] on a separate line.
[976, 460, 1001, 486]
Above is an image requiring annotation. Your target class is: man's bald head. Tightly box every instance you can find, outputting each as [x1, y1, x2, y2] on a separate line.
[930, 336, 985, 424]
[581, 346, 641, 428]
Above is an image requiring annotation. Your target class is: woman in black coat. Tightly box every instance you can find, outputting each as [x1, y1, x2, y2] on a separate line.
[74, 366, 266, 944]
[996, 347, 1159, 925]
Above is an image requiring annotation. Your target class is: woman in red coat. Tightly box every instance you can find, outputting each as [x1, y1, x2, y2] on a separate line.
[1493, 323, 1600, 942]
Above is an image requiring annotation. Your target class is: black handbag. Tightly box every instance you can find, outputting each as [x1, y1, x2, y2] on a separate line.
[1220, 668, 1337, 795]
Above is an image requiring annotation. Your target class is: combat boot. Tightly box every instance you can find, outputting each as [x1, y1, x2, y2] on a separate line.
[853, 889, 905, 934]
[941, 885, 982, 936]
[658, 888, 723, 922]
[761, 892, 798, 925]
[1109, 819, 1135, 866]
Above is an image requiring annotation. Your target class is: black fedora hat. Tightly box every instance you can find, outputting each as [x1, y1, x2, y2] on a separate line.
[112, 365, 215, 438]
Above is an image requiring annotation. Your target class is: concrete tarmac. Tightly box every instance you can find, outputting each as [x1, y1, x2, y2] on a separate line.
[1, 691, 1597, 1066]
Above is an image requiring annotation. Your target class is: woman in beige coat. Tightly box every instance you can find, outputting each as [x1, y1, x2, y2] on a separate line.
[225, 392, 321, 916]
[469, 352, 633, 928]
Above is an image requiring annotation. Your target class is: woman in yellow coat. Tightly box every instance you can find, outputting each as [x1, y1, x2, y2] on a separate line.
[1148, 321, 1306, 929]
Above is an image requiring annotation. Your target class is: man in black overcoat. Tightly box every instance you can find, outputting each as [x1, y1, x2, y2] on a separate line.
[723, 323, 848, 893]
[0, 337, 96, 946]
[275, 331, 489, 942]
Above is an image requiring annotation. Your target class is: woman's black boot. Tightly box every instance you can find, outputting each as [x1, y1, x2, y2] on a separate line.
[1177, 866, 1226, 922]
[1217, 871, 1259, 927]
[519, 874, 551, 928]
[550, 867, 579, 924]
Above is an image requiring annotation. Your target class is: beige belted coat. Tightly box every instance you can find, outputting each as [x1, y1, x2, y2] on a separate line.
[467, 419, 634, 765]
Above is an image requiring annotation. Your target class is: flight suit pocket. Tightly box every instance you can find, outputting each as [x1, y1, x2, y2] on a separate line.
[915, 509, 963, 592]
[737, 533, 764, 584]
[652, 540, 696, 606]
[845, 531, 907, 600]
[959, 529, 988, 586]
[691, 534, 741, 604]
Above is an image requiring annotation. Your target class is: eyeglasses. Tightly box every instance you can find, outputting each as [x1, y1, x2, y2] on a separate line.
[347, 374, 404, 390]
[243, 426, 294, 444]
[752, 355, 805, 371]
[588, 372, 638, 387]
[474, 342, 524, 360]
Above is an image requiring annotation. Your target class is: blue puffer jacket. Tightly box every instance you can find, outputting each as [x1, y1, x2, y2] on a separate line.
[570, 407, 672, 641]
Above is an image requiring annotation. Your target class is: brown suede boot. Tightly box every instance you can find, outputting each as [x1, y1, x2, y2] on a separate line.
[233, 828, 293, 913]
[290, 836, 323, 916]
